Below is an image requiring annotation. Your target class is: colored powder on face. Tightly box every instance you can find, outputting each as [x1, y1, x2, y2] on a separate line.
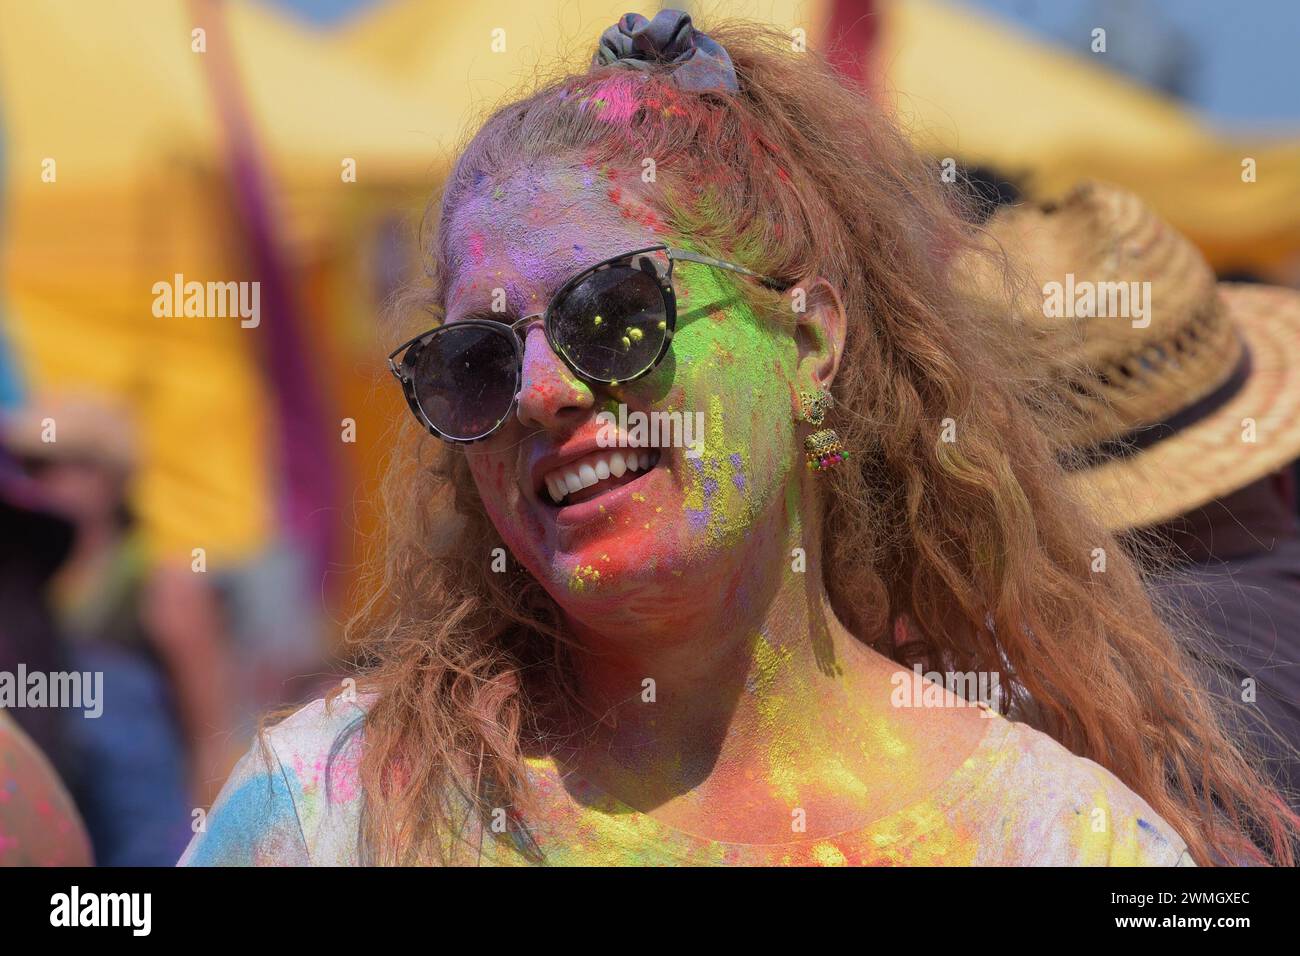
[458, 165, 799, 611]
[544, 361, 583, 396]
[686, 508, 710, 531]
[603, 184, 665, 232]
[568, 564, 602, 592]
[467, 233, 486, 263]
[730, 452, 746, 491]
[704, 393, 756, 544]
[655, 251, 794, 552]
[679, 416, 718, 525]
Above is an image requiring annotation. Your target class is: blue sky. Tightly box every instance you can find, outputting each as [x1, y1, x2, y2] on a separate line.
[964, 0, 1300, 129]
[268, 0, 1300, 130]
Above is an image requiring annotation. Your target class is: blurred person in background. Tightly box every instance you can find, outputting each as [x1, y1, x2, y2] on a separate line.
[0, 709, 92, 866]
[0, 440, 76, 779]
[3, 394, 237, 864]
[0, 432, 92, 865]
[982, 181, 1300, 813]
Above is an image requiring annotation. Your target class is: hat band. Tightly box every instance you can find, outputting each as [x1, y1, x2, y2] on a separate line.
[1063, 338, 1253, 471]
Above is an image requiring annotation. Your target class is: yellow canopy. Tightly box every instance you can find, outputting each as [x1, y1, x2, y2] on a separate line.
[0, 0, 443, 566]
[877, 0, 1300, 278]
[331, 0, 821, 121]
[334, 0, 1300, 277]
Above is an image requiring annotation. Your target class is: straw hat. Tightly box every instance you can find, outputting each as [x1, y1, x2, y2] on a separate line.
[983, 181, 1300, 532]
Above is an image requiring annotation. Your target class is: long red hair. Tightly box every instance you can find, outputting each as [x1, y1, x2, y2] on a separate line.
[338, 21, 1298, 865]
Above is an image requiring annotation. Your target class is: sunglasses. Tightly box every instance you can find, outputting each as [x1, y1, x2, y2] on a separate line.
[388, 244, 781, 443]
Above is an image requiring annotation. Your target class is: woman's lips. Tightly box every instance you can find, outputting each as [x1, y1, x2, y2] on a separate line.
[541, 448, 661, 506]
[539, 447, 665, 529]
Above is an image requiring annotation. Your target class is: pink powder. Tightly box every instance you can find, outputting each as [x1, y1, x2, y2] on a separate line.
[588, 82, 641, 126]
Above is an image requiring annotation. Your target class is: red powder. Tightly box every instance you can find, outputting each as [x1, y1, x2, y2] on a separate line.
[605, 186, 665, 232]
[467, 233, 486, 263]
[644, 85, 688, 118]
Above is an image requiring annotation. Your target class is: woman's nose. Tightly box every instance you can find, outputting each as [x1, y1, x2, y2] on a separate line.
[516, 324, 594, 433]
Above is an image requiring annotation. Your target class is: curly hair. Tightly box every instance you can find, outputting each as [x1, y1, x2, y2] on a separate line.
[337, 20, 1298, 866]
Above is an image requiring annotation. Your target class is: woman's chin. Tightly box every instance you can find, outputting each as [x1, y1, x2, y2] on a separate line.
[540, 549, 714, 632]
[518, 527, 700, 611]
[540, 534, 683, 601]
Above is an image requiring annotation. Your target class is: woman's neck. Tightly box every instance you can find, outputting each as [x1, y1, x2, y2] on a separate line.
[552, 493, 988, 842]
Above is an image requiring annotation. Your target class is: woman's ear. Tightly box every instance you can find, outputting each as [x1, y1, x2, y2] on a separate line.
[789, 277, 847, 389]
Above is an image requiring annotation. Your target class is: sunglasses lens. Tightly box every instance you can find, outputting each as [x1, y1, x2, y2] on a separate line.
[551, 262, 668, 382]
[405, 323, 518, 440]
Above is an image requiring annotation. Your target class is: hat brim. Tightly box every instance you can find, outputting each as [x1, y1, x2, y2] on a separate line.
[1067, 282, 1300, 531]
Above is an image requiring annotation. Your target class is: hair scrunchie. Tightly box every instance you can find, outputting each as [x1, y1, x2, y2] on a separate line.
[593, 9, 739, 93]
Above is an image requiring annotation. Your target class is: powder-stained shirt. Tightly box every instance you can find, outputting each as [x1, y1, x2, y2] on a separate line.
[179, 696, 1195, 866]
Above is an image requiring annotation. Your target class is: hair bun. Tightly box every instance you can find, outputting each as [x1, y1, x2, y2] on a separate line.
[593, 9, 739, 93]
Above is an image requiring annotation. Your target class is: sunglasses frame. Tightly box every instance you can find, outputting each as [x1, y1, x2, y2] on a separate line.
[388, 244, 777, 443]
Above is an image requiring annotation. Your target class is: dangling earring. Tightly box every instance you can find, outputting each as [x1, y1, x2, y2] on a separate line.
[798, 388, 847, 472]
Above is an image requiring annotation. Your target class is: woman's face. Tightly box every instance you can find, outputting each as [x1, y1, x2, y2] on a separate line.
[444, 160, 806, 633]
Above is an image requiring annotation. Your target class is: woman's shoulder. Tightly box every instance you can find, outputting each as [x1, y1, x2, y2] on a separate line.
[958, 714, 1193, 866]
[178, 694, 372, 866]
[261, 693, 371, 773]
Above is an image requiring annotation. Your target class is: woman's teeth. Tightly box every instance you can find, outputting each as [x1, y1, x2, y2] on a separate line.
[544, 449, 661, 505]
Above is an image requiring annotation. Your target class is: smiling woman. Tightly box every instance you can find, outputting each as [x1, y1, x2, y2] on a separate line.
[181, 11, 1298, 867]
